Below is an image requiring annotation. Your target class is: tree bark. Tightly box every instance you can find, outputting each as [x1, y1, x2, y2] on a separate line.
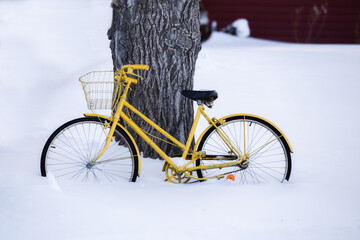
[108, 0, 201, 158]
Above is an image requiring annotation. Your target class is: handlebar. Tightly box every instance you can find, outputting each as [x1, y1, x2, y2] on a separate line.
[116, 64, 149, 85]
[121, 64, 149, 72]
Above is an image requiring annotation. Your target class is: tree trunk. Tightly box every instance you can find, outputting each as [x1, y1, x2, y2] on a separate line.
[108, 0, 201, 158]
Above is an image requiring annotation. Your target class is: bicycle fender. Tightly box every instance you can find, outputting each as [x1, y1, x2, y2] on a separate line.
[84, 113, 142, 177]
[194, 114, 293, 153]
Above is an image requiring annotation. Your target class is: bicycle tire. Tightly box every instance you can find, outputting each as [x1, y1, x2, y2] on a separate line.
[196, 115, 291, 184]
[40, 117, 139, 182]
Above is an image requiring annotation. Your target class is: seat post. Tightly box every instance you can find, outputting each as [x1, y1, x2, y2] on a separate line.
[196, 100, 203, 106]
[181, 104, 204, 160]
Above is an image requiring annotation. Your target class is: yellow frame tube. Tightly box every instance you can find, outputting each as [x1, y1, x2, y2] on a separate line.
[124, 102, 186, 150]
[119, 112, 178, 169]
[181, 105, 203, 159]
[186, 159, 243, 172]
[199, 107, 243, 157]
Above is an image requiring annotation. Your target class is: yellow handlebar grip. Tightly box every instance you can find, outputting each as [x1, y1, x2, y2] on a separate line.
[121, 64, 149, 71]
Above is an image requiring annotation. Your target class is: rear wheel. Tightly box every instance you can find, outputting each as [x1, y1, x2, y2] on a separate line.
[41, 117, 139, 182]
[196, 115, 291, 184]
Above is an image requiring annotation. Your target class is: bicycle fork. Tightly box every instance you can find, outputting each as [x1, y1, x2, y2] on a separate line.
[88, 80, 132, 167]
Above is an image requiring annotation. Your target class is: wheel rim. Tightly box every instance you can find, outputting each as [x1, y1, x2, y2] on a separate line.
[198, 118, 289, 184]
[44, 120, 135, 182]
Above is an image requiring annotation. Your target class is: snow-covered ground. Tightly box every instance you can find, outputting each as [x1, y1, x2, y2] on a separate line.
[1, 0, 360, 239]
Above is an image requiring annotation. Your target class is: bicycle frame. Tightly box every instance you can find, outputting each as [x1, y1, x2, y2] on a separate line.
[40, 63, 293, 184]
[88, 67, 247, 180]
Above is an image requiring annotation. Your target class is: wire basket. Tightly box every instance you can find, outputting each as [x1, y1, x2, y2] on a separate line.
[79, 71, 122, 110]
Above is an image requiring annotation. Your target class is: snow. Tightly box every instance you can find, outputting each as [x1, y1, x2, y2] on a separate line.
[231, 18, 251, 38]
[1, 0, 360, 239]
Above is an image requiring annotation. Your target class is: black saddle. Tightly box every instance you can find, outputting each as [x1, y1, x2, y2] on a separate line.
[181, 90, 218, 108]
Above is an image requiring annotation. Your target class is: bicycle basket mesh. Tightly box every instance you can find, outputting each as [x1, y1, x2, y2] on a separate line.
[79, 71, 122, 110]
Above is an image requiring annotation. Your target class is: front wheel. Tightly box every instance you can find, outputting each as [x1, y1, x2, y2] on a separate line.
[196, 115, 292, 184]
[40, 117, 139, 182]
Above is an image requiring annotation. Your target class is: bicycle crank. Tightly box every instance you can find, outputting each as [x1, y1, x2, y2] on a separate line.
[163, 162, 192, 184]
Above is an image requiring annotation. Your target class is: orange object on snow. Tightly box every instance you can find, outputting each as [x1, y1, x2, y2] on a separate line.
[226, 174, 235, 181]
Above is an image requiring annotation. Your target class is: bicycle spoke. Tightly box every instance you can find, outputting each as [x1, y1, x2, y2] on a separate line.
[196, 116, 290, 184]
[42, 118, 138, 183]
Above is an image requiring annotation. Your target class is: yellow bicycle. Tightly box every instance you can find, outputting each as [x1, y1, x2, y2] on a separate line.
[41, 64, 293, 184]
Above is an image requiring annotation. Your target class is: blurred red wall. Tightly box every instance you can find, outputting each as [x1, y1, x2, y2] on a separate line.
[202, 0, 360, 43]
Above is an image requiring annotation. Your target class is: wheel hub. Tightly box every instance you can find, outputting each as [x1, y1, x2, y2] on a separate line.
[239, 154, 250, 169]
[239, 160, 249, 169]
[86, 162, 95, 169]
